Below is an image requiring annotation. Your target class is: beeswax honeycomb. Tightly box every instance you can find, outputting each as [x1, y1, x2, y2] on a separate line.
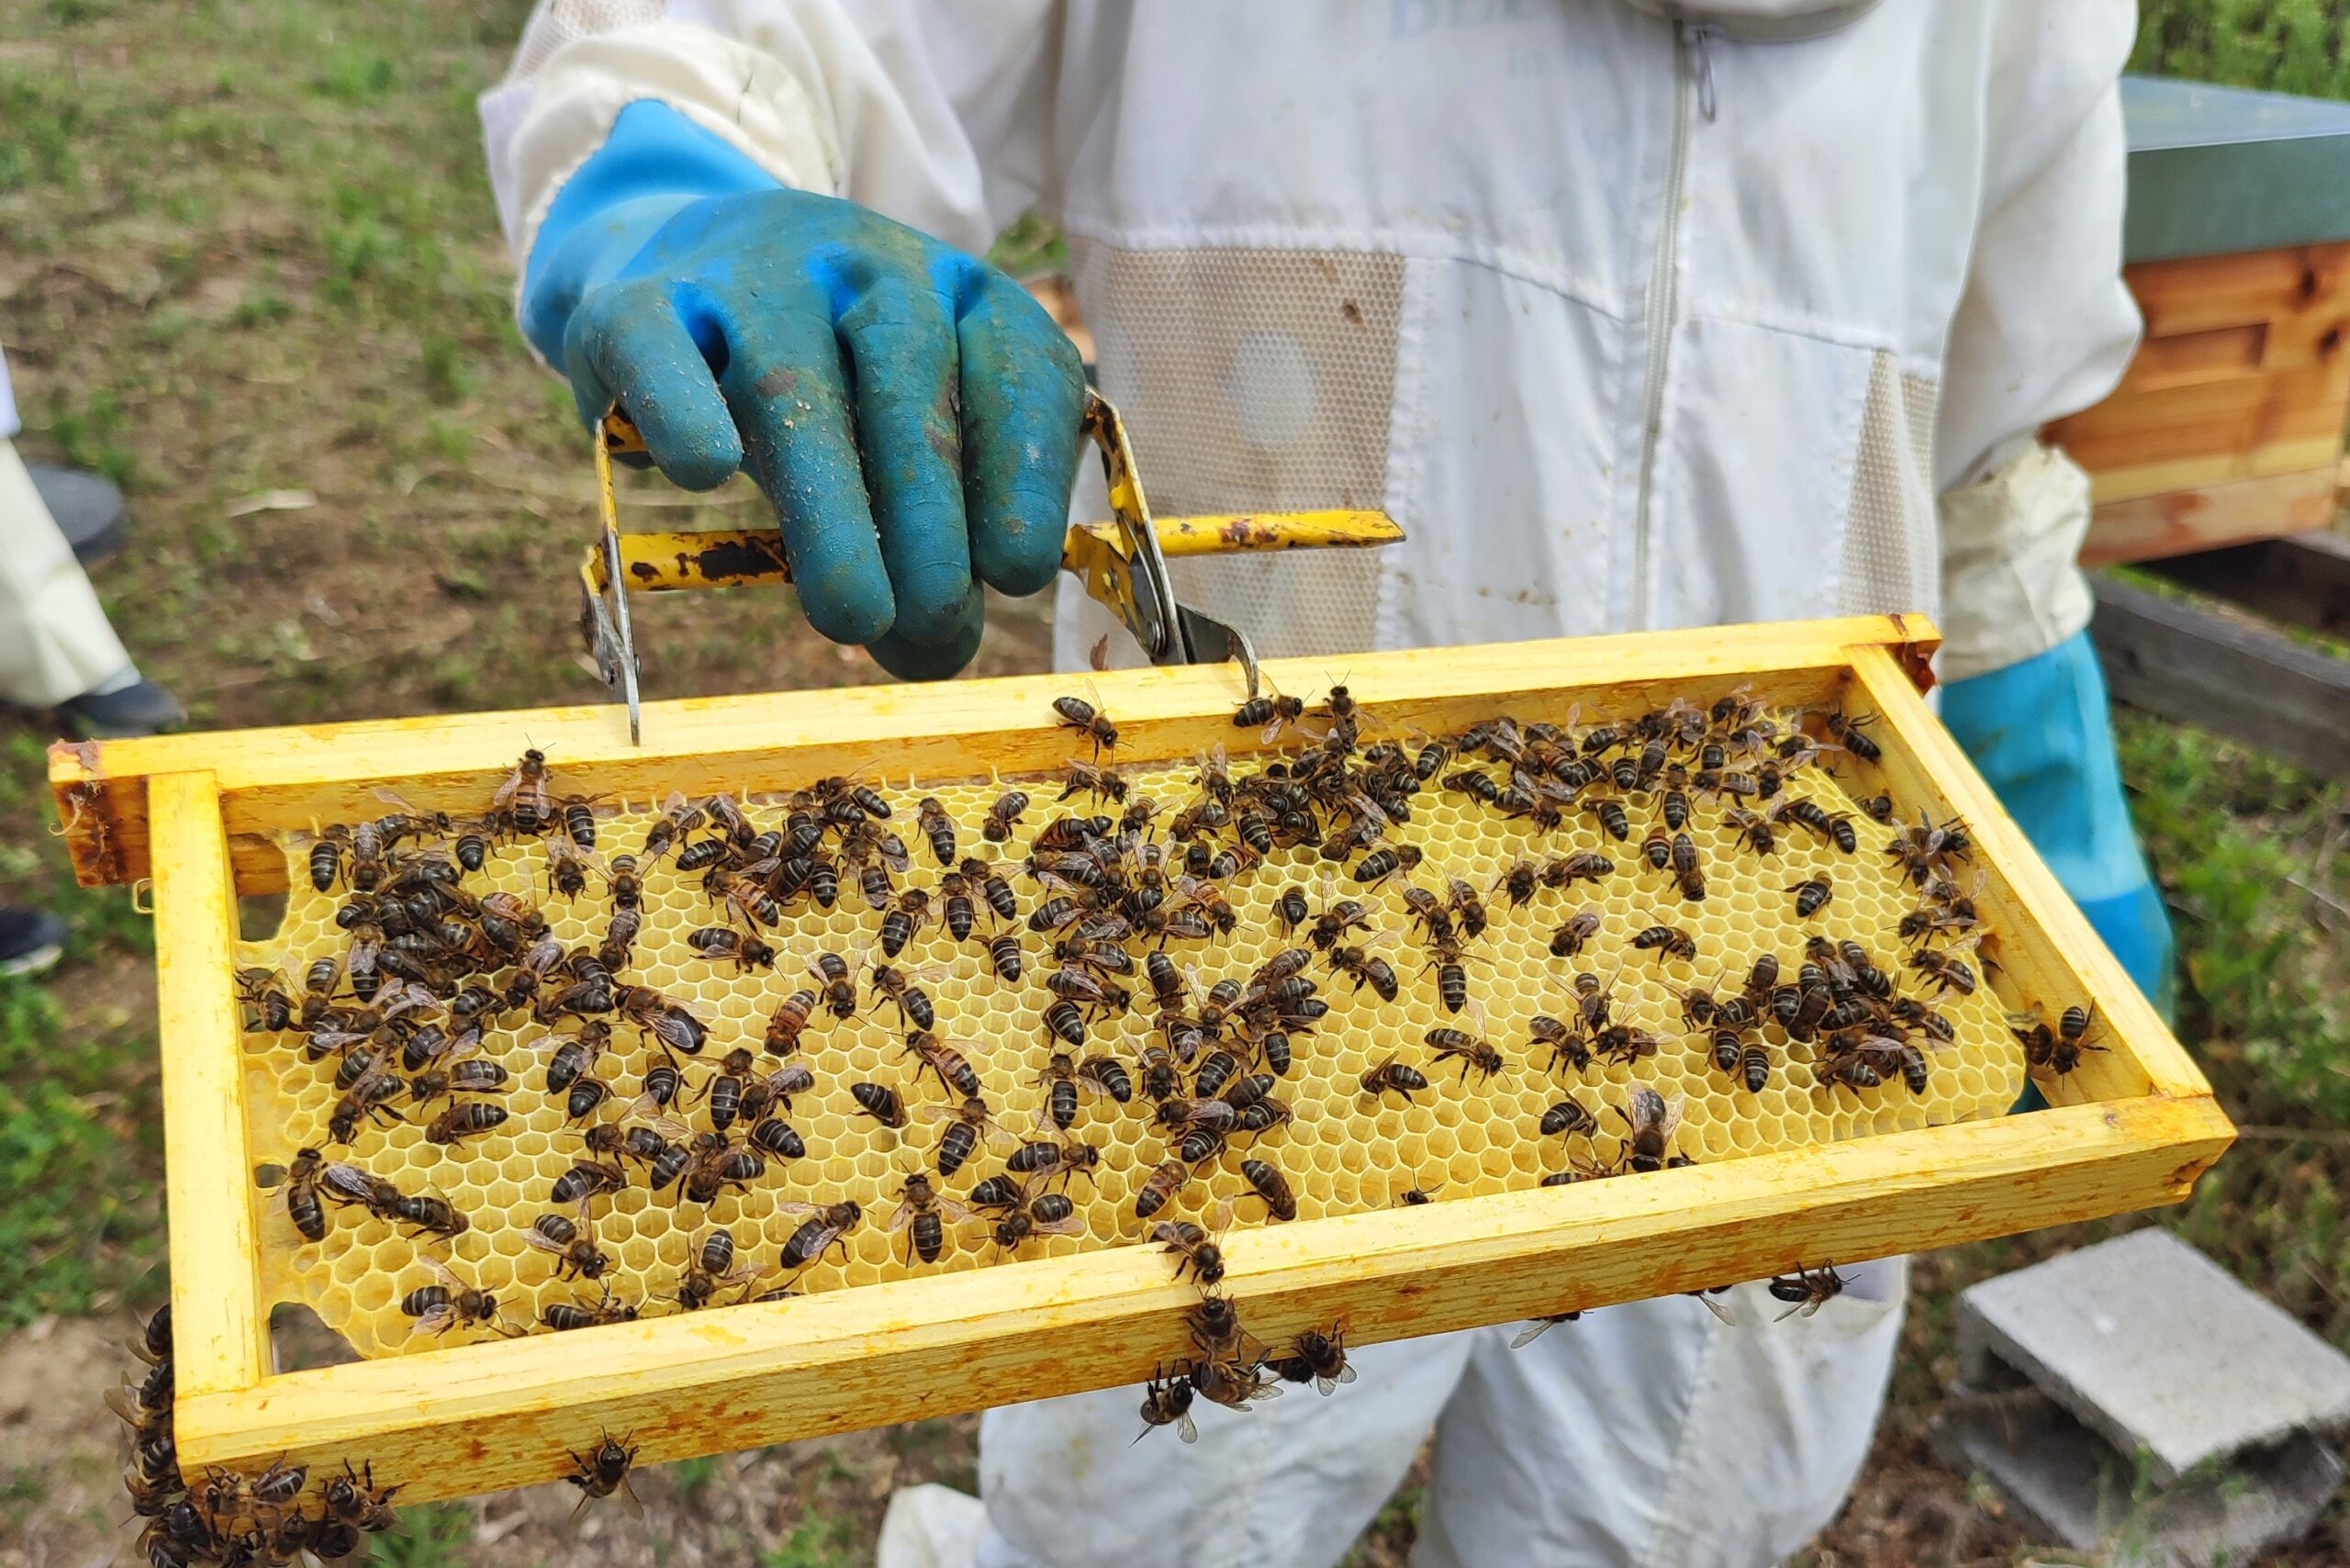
[241, 715, 2025, 1361]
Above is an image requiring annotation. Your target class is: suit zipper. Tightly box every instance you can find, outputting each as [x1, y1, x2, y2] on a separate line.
[1628, 22, 1711, 629]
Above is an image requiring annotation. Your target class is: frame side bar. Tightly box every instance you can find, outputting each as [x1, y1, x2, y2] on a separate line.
[1844, 647, 2214, 1103]
[173, 1092, 2226, 1501]
[150, 770, 271, 1398]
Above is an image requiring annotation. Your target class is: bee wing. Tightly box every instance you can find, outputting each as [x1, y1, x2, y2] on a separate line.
[1032, 1212, 1088, 1238]
[1175, 1409, 1199, 1443]
[933, 1193, 976, 1224]
[1510, 1317, 1561, 1349]
[523, 1227, 569, 1258]
[419, 1254, 464, 1291]
[410, 1304, 455, 1338]
[103, 1385, 149, 1427]
[1695, 1290, 1738, 1326]
[774, 1200, 827, 1218]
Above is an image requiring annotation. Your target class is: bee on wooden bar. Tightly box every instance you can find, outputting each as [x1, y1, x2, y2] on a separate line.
[494, 748, 554, 834]
[1235, 681, 1305, 742]
[1271, 1325, 1356, 1394]
[1054, 692, 1118, 754]
[1138, 1363, 1199, 1443]
[1156, 1204, 1231, 1287]
[1856, 791, 1897, 824]
[1768, 1262, 1846, 1320]
[565, 1430, 643, 1520]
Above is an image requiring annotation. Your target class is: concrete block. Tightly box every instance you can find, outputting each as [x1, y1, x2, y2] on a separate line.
[1955, 1227, 2350, 1485]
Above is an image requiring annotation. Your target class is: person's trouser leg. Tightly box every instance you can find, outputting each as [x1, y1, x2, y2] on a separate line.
[0, 437, 131, 709]
[971, 1329, 1475, 1568]
[1415, 1260, 1906, 1568]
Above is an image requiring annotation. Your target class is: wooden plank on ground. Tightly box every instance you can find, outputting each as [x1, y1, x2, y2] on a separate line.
[2143, 530, 2350, 637]
[2090, 576, 2350, 777]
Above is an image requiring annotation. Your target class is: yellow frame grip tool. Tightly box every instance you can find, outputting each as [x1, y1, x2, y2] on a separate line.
[581, 388, 1405, 743]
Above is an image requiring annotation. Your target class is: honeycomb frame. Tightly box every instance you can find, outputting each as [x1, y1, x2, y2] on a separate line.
[62, 616, 2232, 1505]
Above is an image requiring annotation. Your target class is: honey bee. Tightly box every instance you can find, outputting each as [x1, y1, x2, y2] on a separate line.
[1006, 1136, 1102, 1191]
[878, 889, 935, 959]
[1059, 760, 1127, 803]
[641, 791, 706, 865]
[1630, 924, 1698, 963]
[1724, 806, 1776, 857]
[779, 1199, 866, 1271]
[686, 925, 778, 971]
[1053, 692, 1118, 754]
[1767, 1262, 1846, 1320]
[400, 1255, 502, 1337]
[809, 950, 860, 1021]
[746, 1116, 807, 1162]
[327, 1066, 405, 1144]
[1134, 1158, 1196, 1221]
[921, 1094, 1010, 1178]
[763, 990, 820, 1058]
[564, 1430, 643, 1519]
[526, 1212, 612, 1281]
[494, 748, 554, 834]
[1234, 683, 1305, 742]
[1360, 1056, 1428, 1102]
[1241, 1158, 1296, 1221]
[1539, 1098, 1598, 1137]
[1528, 1014, 1592, 1075]
[939, 872, 979, 943]
[851, 1081, 908, 1128]
[1351, 844, 1424, 887]
[1669, 832, 1705, 902]
[236, 967, 297, 1032]
[1548, 910, 1604, 959]
[392, 1191, 470, 1239]
[550, 1159, 628, 1207]
[1908, 946, 1978, 996]
[408, 1056, 511, 1105]
[915, 796, 958, 867]
[1617, 1085, 1684, 1172]
[280, 1147, 330, 1242]
[615, 983, 711, 1056]
[901, 1030, 983, 1099]
[1155, 1204, 1231, 1287]
[424, 1099, 509, 1146]
[1137, 1363, 1199, 1442]
[676, 1227, 767, 1309]
[1270, 1324, 1356, 1394]
[1856, 791, 1897, 824]
[2012, 1002, 2106, 1074]
[1327, 933, 1402, 1002]
[990, 1191, 1086, 1255]
[964, 857, 1021, 923]
[321, 1459, 401, 1533]
[983, 790, 1031, 845]
[887, 1170, 973, 1265]
[1307, 891, 1375, 952]
[1787, 876, 1832, 919]
[1427, 1026, 1503, 1081]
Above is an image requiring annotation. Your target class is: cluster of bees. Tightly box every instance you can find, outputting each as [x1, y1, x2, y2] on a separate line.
[107, 1304, 407, 1568]
[154, 665, 2109, 1503]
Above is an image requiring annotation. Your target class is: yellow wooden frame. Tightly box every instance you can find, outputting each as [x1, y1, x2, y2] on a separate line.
[52, 615, 2232, 1501]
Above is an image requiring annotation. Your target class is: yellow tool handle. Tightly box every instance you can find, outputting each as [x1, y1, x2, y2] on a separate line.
[581, 510, 1400, 595]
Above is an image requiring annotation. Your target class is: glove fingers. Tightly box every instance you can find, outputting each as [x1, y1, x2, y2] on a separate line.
[835, 274, 976, 648]
[867, 588, 985, 681]
[564, 281, 742, 492]
[720, 308, 896, 647]
[957, 271, 1088, 598]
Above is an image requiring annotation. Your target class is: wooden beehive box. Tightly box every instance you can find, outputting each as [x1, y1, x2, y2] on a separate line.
[2057, 241, 2350, 565]
[51, 614, 2231, 1504]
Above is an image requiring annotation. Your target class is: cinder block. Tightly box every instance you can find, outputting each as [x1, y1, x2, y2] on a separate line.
[1938, 1228, 2350, 1568]
[1955, 1227, 2350, 1485]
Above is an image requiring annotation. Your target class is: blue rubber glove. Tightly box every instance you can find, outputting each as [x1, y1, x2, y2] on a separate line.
[1942, 629, 2177, 1020]
[522, 100, 1088, 678]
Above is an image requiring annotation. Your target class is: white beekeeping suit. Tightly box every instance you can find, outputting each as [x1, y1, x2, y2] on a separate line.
[482, 4, 2140, 1563]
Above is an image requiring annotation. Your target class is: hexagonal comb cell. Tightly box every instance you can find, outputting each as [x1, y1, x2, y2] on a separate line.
[238, 705, 2024, 1361]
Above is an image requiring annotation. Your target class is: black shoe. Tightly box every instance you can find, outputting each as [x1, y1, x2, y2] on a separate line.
[27, 465, 128, 566]
[56, 678, 186, 739]
[0, 905, 67, 978]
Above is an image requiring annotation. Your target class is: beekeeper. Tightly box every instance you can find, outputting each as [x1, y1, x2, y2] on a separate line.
[483, 4, 2170, 1563]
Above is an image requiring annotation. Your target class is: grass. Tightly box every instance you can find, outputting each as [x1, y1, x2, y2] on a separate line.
[0, 0, 2341, 1563]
